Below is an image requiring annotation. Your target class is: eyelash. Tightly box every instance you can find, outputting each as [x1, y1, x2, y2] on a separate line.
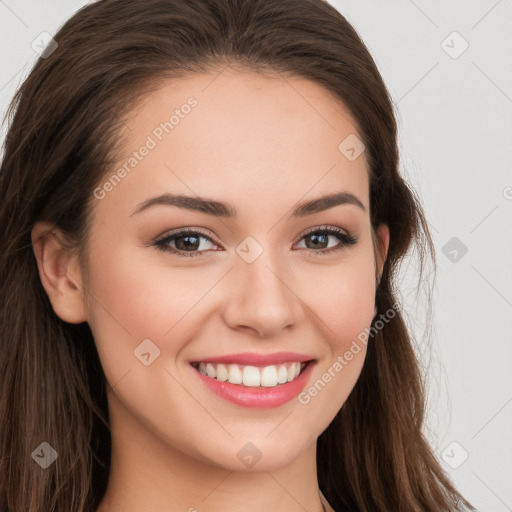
[152, 225, 357, 258]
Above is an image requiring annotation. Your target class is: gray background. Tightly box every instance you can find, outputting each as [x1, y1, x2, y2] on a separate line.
[1, 1, 511, 510]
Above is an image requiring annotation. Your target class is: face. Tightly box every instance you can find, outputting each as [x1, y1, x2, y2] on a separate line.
[68, 69, 388, 470]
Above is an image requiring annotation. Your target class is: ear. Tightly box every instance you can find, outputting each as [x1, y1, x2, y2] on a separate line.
[374, 223, 390, 284]
[31, 221, 87, 324]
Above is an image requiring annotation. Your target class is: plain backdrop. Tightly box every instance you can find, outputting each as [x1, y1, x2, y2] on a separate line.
[1, 1, 511, 510]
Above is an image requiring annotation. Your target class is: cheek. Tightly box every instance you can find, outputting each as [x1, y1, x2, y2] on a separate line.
[305, 254, 376, 351]
[81, 241, 188, 382]
[291, 250, 376, 432]
[86, 229, 210, 327]
[83, 241, 229, 375]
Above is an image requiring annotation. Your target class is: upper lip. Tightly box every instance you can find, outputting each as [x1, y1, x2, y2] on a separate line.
[190, 351, 316, 366]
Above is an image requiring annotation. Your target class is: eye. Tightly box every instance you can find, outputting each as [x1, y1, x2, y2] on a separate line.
[152, 225, 357, 258]
[153, 228, 220, 258]
[294, 225, 357, 255]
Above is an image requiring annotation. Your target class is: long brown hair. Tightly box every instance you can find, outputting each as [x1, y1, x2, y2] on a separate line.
[0, 0, 474, 510]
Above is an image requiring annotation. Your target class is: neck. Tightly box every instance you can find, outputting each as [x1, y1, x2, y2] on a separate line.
[97, 390, 328, 512]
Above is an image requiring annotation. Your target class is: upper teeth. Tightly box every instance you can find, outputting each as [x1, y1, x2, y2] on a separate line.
[196, 362, 305, 387]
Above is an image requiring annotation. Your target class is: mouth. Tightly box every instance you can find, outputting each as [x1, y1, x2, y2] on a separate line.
[190, 360, 314, 388]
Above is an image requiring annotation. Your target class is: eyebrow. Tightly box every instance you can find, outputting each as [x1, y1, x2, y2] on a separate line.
[130, 191, 366, 218]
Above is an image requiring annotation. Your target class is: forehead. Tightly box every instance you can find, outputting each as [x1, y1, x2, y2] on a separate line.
[94, 69, 369, 220]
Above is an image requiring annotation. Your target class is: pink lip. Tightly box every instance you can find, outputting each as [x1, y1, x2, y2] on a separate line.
[189, 351, 315, 366]
[190, 360, 317, 409]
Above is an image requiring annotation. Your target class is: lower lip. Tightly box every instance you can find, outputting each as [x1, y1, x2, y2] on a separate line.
[191, 361, 316, 409]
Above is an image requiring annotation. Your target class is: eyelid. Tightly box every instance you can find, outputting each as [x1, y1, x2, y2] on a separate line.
[154, 225, 351, 244]
[153, 224, 357, 257]
[298, 224, 350, 239]
[154, 227, 221, 247]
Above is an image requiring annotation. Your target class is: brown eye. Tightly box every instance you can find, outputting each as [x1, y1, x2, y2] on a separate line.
[154, 229, 218, 258]
[295, 227, 357, 254]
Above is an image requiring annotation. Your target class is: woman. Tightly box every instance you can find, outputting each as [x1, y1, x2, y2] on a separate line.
[0, 0, 474, 510]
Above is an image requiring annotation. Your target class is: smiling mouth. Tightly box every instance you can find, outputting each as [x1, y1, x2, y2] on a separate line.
[190, 360, 313, 388]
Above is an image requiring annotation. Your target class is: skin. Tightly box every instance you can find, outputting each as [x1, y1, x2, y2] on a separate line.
[32, 68, 389, 512]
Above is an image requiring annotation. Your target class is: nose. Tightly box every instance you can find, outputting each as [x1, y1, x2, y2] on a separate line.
[222, 249, 304, 338]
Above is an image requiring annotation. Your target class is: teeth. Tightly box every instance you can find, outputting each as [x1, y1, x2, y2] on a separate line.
[277, 365, 288, 384]
[216, 363, 229, 382]
[228, 364, 243, 384]
[195, 361, 306, 387]
[287, 364, 297, 382]
[260, 365, 278, 387]
[206, 363, 216, 378]
[243, 366, 261, 387]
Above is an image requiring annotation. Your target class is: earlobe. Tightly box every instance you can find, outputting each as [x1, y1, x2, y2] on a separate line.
[31, 221, 87, 324]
